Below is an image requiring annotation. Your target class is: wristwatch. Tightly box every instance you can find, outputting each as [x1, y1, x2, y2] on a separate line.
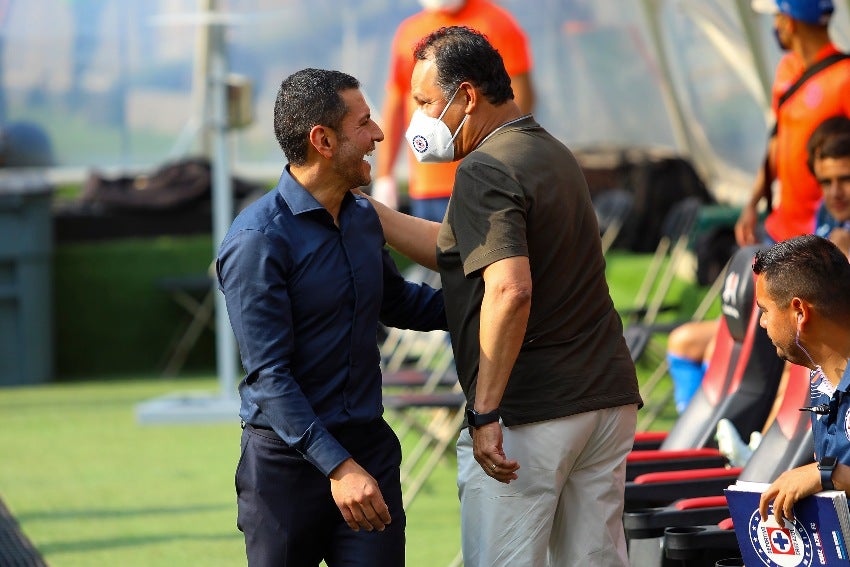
[466, 408, 500, 428]
[819, 456, 838, 491]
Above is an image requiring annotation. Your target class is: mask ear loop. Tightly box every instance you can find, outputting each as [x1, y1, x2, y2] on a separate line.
[437, 86, 467, 149]
[795, 323, 824, 381]
[436, 86, 463, 121]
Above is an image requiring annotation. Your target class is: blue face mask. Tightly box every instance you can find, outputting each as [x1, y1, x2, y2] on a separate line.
[773, 26, 790, 52]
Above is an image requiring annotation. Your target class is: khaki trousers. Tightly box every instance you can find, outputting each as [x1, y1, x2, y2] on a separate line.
[457, 404, 638, 567]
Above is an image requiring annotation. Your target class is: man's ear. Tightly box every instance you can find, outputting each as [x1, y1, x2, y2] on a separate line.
[459, 82, 477, 114]
[309, 125, 335, 159]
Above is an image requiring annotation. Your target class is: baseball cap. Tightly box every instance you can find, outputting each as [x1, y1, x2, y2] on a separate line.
[751, 0, 834, 24]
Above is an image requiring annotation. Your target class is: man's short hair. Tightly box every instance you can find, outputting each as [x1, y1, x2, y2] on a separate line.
[819, 133, 850, 163]
[413, 26, 514, 105]
[753, 234, 850, 317]
[806, 115, 850, 174]
[274, 68, 359, 166]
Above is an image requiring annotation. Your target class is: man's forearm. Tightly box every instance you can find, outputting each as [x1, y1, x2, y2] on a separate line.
[367, 195, 440, 270]
[475, 257, 532, 412]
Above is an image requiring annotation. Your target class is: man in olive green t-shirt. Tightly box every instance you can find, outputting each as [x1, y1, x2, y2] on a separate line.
[366, 26, 642, 566]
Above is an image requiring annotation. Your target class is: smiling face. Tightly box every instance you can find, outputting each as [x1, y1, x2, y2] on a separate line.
[816, 155, 850, 223]
[756, 275, 802, 364]
[332, 88, 384, 188]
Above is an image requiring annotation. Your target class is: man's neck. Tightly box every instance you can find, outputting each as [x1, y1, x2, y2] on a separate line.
[810, 325, 850, 386]
[795, 29, 832, 67]
[289, 164, 347, 224]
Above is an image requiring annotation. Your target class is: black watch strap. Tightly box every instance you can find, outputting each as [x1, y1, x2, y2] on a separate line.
[819, 456, 838, 491]
[466, 408, 500, 428]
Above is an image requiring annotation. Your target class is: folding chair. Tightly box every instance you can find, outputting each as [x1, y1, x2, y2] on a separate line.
[593, 187, 634, 255]
[633, 254, 730, 429]
[378, 264, 465, 509]
[625, 364, 813, 567]
[624, 197, 702, 326]
[624, 245, 786, 482]
[382, 340, 462, 510]
[156, 270, 215, 376]
[380, 265, 455, 440]
[383, 385, 466, 509]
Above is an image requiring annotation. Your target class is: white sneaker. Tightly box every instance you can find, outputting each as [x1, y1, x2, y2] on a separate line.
[715, 418, 753, 468]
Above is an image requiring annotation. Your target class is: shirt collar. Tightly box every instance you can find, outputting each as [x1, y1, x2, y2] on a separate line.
[815, 43, 842, 62]
[277, 165, 326, 216]
[835, 360, 850, 393]
[276, 165, 357, 227]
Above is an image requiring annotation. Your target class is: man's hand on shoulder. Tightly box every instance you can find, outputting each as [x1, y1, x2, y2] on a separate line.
[370, 176, 399, 211]
[329, 458, 392, 532]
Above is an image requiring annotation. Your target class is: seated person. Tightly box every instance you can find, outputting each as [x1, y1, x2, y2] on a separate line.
[813, 131, 850, 255]
[752, 235, 850, 526]
[669, 117, 850, 467]
[667, 116, 850, 414]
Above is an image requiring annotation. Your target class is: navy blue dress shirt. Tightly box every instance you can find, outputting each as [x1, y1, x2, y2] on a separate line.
[217, 167, 446, 476]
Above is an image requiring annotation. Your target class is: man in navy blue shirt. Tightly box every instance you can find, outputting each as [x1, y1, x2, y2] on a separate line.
[217, 68, 446, 567]
[752, 235, 850, 527]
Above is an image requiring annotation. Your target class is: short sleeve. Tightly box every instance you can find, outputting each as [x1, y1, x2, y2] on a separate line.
[449, 159, 528, 276]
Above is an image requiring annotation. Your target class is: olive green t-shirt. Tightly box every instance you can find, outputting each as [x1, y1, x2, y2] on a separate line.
[436, 116, 642, 426]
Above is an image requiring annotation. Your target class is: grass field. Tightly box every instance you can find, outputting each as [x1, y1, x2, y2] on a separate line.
[0, 377, 461, 566]
[0, 251, 708, 566]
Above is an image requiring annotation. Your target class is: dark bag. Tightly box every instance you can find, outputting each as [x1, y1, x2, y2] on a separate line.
[695, 226, 738, 286]
[81, 157, 260, 212]
[621, 154, 714, 253]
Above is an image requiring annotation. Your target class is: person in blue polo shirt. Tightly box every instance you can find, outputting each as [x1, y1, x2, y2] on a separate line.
[752, 235, 850, 526]
[217, 68, 446, 567]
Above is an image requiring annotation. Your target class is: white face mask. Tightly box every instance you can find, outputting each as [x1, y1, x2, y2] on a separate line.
[405, 87, 468, 163]
[417, 0, 465, 12]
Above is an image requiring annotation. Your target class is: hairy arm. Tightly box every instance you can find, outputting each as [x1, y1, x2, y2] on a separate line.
[470, 255, 530, 483]
[362, 192, 441, 270]
[736, 136, 776, 246]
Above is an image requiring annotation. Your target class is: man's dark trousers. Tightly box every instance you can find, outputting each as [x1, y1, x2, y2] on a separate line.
[236, 419, 406, 566]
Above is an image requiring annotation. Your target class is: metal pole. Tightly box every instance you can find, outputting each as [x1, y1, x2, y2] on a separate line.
[732, 0, 773, 110]
[637, 0, 699, 158]
[208, 1, 239, 401]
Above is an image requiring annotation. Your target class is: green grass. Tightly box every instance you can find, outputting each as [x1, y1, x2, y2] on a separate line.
[0, 250, 713, 565]
[0, 376, 460, 566]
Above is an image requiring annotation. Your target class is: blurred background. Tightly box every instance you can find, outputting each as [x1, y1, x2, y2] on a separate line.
[1, 2, 849, 565]
[2, 0, 845, 188]
[0, 0, 847, 389]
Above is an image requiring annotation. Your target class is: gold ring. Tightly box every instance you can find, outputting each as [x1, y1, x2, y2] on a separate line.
[490, 464, 496, 471]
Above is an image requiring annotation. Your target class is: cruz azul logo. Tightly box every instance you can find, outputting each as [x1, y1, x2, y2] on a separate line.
[748, 508, 814, 567]
[411, 135, 429, 154]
